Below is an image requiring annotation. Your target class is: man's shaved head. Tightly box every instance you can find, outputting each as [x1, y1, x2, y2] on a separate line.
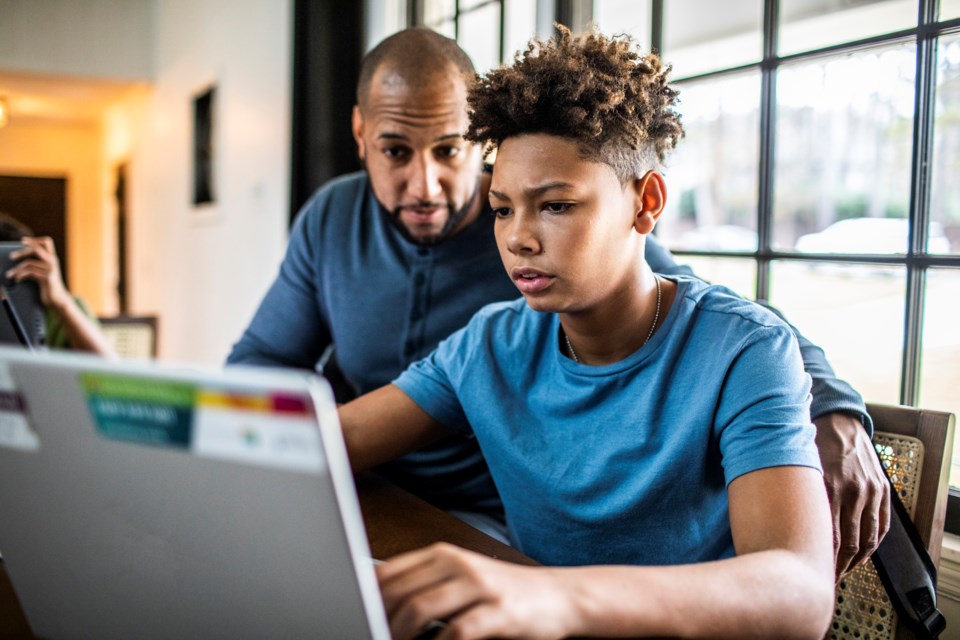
[356, 28, 476, 110]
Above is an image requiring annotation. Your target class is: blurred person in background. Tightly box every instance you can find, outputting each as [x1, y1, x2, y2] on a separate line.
[0, 212, 115, 356]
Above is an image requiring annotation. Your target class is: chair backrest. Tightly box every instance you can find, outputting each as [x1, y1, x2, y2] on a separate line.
[96, 315, 158, 359]
[828, 402, 955, 640]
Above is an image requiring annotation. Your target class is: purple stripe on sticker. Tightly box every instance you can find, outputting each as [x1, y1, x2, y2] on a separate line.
[272, 393, 310, 415]
[0, 390, 25, 413]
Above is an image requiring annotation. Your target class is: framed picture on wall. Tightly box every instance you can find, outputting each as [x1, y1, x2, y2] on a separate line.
[192, 86, 216, 206]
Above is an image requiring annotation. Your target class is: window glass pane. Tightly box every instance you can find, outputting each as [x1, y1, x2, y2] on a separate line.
[663, 0, 762, 78]
[774, 44, 916, 252]
[504, 0, 537, 62]
[458, 3, 501, 72]
[768, 261, 905, 403]
[919, 269, 960, 488]
[931, 34, 960, 255]
[592, 0, 652, 51]
[669, 256, 757, 300]
[432, 20, 456, 39]
[779, 0, 916, 57]
[424, 0, 457, 25]
[940, 0, 960, 20]
[659, 72, 760, 252]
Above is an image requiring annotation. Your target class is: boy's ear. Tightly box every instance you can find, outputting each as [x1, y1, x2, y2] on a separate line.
[351, 105, 366, 161]
[632, 170, 667, 235]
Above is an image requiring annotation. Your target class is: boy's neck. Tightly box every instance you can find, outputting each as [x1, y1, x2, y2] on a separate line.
[560, 272, 675, 366]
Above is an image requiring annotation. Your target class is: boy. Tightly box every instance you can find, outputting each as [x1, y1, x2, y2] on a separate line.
[341, 29, 834, 639]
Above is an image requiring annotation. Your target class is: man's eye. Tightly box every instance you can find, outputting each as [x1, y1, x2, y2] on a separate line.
[543, 202, 572, 214]
[383, 147, 410, 160]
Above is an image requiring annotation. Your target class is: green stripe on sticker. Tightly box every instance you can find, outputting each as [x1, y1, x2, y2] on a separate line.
[81, 373, 195, 406]
[82, 372, 196, 449]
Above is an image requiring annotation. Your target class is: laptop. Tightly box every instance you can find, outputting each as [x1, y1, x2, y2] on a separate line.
[0, 347, 391, 639]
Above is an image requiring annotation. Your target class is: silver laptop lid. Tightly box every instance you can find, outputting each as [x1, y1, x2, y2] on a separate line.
[0, 347, 390, 640]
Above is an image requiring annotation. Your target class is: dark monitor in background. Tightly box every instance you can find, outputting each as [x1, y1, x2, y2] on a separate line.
[0, 242, 46, 348]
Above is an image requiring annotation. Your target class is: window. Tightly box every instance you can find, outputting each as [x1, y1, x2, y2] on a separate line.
[589, 0, 960, 531]
[414, 0, 537, 71]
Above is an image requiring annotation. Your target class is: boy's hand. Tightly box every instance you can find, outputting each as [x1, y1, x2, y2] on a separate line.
[378, 542, 577, 640]
[814, 412, 890, 580]
[8, 236, 70, 309]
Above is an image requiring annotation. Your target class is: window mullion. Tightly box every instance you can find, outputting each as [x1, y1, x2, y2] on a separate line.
[755, 0, 779, 302]
[901, 0, 940, 405]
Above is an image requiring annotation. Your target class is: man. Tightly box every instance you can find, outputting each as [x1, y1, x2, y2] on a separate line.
[228, 28, 887, 578]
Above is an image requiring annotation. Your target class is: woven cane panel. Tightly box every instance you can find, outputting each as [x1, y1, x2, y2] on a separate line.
[826, 432, 924, 640]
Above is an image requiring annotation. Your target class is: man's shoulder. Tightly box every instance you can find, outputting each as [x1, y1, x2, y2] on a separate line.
[291, 172, 378, 241]
[303, 171, 371, 211]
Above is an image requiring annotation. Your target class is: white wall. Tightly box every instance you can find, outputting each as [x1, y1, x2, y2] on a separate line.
[127, 0, 292, 364]
[0, 0, 153, 81]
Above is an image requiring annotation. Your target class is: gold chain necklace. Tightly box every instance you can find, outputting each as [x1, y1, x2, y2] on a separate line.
[564, 275, 662, 364]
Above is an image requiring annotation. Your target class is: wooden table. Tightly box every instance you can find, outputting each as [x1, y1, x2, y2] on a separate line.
[0, 473, 534, 638]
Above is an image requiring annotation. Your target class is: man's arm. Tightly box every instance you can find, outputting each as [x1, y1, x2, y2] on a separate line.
[646, 234, 890, 578]
[226, 207, 333, 369]
[377, 465, 835, 640]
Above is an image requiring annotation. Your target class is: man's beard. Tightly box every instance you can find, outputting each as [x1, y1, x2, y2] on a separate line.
[384, 176, 482, 246]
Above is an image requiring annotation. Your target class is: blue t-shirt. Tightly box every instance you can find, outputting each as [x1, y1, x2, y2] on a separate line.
[395, 276, 822, 567]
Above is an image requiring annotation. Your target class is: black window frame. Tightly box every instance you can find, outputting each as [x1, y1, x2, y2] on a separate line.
[411, 0, 508, 63]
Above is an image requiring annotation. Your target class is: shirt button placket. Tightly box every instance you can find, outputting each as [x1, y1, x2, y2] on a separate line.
[405, 248, 432, 361]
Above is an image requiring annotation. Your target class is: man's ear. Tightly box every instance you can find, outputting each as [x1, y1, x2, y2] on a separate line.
[351, 105, 366, 161]
[632, 170, 667, 235]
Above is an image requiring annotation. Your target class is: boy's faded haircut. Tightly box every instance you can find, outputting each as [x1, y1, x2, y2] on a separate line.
[465, 26, 684, 181]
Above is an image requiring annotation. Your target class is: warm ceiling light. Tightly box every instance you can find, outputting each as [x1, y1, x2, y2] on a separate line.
[0, 98, 8, 128]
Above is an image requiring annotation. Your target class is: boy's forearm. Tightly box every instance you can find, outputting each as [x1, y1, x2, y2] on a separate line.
[560, 551, 834, 639]
[339, 384, 446, 472]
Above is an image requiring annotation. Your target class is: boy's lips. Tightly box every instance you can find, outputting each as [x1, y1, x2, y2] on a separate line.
[511, 267, 555, 294]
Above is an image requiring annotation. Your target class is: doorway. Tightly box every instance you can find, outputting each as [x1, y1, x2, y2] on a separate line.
[0, 175, 68, 286]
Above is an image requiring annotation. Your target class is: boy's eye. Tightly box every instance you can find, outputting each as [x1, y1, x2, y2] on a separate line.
[543, 202, 572, 214]
[435, 146, 461, 159]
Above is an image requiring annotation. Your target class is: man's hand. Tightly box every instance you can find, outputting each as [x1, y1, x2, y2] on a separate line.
[8, 236, 70, 309]
[814, 412, 891, 580]
[378, 543, 577, 640]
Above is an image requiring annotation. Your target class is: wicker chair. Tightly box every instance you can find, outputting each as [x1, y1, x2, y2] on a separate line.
[828, 403, 956, 640]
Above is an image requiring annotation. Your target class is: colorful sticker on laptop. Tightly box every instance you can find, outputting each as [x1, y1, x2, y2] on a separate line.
[82, 372, 196, 449]
[191, 388, 325, 474]
[0, 361, 39, 452]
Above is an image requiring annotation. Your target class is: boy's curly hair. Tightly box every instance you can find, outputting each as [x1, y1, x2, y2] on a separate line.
[466, 27, 684, 180]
